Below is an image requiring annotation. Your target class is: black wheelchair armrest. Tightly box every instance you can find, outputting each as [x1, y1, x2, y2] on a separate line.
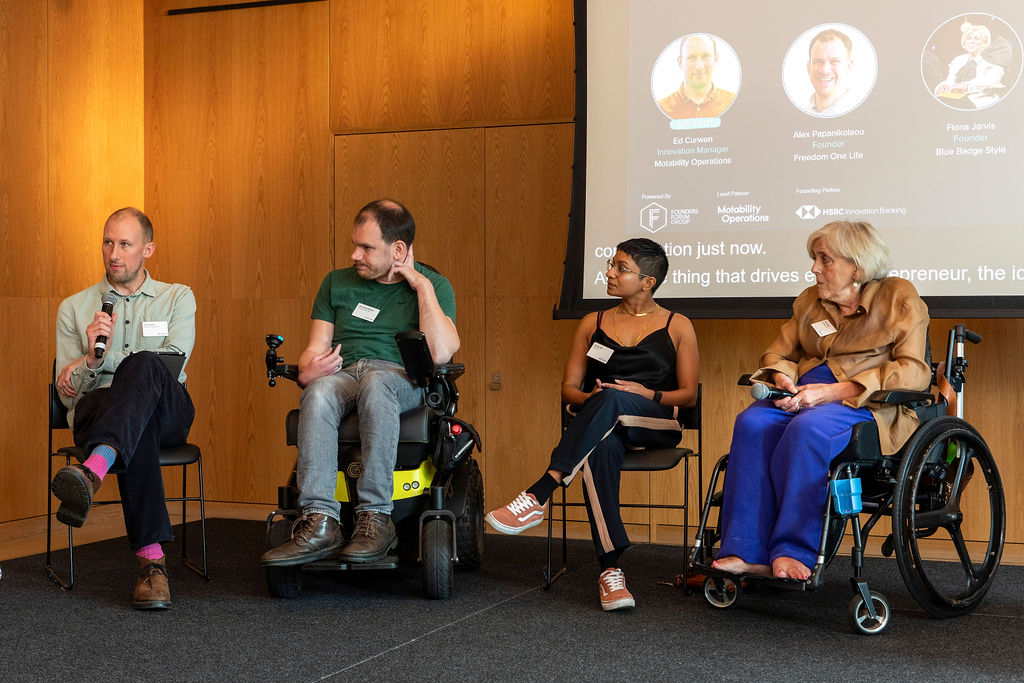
[868, 389, 935, 405]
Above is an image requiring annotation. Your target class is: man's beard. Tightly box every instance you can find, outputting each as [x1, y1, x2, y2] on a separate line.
[107, 265, 142, 285]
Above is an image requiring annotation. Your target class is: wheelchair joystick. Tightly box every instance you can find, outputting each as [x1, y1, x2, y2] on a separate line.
[266, 334, 285, 387]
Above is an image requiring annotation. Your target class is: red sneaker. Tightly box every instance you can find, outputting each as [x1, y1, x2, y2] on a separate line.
[485, 492, 547, 534]
[598, 568, 635, 611]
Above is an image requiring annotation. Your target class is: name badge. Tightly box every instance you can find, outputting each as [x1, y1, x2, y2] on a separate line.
[352, 303, 380, 322]
[142, 321, 169, 337]
[587, 342, 614, 364]
[811, 319, 837, 337]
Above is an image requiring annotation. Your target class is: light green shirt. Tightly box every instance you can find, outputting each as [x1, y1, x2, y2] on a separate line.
[55, 271, 196, 424]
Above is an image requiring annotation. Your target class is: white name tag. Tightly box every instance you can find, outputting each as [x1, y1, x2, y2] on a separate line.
[352, 303, 380, 322]
[587, 342, 614, 364]
[811, 319, 837, 337]
[142, 321, 169, 337]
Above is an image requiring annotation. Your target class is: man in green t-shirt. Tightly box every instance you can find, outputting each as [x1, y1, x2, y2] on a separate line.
[261, 199, 459, 566]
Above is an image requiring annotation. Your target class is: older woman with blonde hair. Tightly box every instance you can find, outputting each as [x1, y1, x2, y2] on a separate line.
[713, 221, 930, 580]
[934, 21, 1005, 108]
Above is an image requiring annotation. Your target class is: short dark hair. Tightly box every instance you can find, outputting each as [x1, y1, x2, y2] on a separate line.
[355, 198, 415, 246]
[107, 207, 153, 242]
[808, 29, 852, 59]
[616, 237, 669, 292]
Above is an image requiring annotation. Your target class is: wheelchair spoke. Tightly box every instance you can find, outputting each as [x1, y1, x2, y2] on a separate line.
[947, 524, 982, 589]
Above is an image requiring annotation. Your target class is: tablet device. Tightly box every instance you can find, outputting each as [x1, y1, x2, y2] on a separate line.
[158, 351, 187, 379]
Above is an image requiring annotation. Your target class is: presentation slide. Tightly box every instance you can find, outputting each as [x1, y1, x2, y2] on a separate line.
[580, 0, 1024, 312]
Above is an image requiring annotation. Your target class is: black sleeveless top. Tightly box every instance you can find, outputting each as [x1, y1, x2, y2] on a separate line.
[582, 310, 678, 393]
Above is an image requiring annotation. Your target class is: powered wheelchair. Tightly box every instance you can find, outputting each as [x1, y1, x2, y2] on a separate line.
[688, 324, 1005, 634]
[261, 330, 483, 600]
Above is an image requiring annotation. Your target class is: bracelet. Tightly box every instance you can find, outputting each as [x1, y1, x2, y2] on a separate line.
[652, 390, 663, 404]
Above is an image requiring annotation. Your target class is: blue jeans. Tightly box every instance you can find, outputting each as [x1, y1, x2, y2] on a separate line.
[296, 359, 424, 518]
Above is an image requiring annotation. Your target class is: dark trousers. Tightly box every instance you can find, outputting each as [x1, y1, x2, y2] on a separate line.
[73, 351, 195, 551]
[549, 390, 681, 556]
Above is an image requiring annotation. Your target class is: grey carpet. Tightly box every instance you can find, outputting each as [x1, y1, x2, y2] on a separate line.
[2, 519, 1022, 682]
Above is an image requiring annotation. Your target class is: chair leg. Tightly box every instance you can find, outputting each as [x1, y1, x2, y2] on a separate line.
[44, 454, 75, 590]
[180, 455, 210, 580]
[543, 487, 569, 589]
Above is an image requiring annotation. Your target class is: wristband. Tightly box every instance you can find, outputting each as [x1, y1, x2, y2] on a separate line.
[653, 390, 663, 404]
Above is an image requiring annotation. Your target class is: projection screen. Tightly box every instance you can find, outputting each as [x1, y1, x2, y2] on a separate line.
[558, 0, 1024, 318]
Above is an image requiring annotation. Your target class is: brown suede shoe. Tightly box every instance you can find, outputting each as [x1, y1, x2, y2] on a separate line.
[50, 464, 102, 528]
[338, 511, 397, 563]
[259, 512, 344, 567]
[132, 555, 171, 610]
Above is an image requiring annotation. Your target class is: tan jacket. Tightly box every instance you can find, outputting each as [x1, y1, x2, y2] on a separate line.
[752, 277, 930, 454]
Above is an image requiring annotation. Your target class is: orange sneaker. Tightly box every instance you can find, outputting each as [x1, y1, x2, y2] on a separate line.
[598, 567, 635, 611]
[485, 492, 547, 534]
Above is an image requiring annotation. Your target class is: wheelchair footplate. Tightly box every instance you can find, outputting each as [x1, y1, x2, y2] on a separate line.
[301, 555, 400, 572]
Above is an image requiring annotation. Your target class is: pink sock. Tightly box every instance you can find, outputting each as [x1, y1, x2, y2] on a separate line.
[136, 543, 163, 561]
[82, 453, 112, 480]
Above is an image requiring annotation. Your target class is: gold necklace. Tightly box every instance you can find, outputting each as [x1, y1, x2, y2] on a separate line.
[617, 302, 659, 317]
[612, 308, 652, 346]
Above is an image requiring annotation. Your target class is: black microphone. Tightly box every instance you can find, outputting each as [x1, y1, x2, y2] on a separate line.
[750, 383, 795, 401]
[94, 292, 118, 359]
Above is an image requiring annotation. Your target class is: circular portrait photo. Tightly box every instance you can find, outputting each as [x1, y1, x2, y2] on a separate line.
[922, 14, 1022, 111]
[783, 24, 877, 118]
[651, 33, 741, 120]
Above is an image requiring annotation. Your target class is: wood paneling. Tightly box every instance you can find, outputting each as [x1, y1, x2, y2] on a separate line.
[334, 129, 488, 433]
[49, 0, 145, 300]
[329, 0, 574, 133]
[0, 0, 47, 298]
[145, 0, 332, 502]
[0, 0, 47, 523]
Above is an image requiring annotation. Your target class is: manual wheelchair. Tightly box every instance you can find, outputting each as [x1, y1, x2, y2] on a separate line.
[689, 324, 1005, 634]
[261, 330, 483, 600]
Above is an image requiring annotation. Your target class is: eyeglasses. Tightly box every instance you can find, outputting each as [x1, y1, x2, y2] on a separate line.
[606, 258, 653, 279]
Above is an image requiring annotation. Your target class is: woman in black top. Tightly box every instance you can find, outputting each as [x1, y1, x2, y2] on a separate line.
[486, 238, 699, 611]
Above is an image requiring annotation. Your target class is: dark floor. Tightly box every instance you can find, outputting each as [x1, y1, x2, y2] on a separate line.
[3, 519, 1022, 682]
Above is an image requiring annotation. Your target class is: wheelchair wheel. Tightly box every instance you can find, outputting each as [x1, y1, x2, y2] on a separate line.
[266, 517, 302, 599]
[422, 518, 454, 600]
[455, 458, 484, 570]
[891, 417, 1005, 618]
[847, 591, 890, 635]
[702, 575, 741, 609]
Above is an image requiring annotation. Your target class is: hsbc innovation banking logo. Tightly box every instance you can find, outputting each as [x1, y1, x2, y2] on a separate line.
[796, 205, 821, 219]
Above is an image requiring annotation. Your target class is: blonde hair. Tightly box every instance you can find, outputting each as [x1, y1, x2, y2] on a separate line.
[961, 21, 992, 48]
[806, 220, 890, 283]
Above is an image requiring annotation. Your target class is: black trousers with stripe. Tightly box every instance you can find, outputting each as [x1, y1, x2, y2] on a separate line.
[549, 389, 681, 556]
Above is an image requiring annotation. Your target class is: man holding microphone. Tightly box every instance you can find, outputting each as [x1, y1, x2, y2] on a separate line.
[50, 207, 196, 610]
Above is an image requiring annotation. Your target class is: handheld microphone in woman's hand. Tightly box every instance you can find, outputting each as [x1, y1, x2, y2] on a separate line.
[750, 383, 796, 401]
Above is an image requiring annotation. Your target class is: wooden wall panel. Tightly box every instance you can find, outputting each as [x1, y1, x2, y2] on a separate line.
[0, 0, 47, 299]
[0, 1, 47, 523]
[333, 129, 487, 435]
[49, 0, 145, 300]
[483, 124, 595, 525]
[145, 0, 332, 503]
[329, 0, 574, 132]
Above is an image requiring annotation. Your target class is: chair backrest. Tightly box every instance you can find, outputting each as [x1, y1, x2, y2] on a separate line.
[49, 360, 70, 431]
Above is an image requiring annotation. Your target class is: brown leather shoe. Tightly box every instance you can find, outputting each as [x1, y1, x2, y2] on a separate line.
[132, 555, 171, 610]
[50, 464, 102, 528]
[259, 512, 344, 567]
[338, 511, 397, 563]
